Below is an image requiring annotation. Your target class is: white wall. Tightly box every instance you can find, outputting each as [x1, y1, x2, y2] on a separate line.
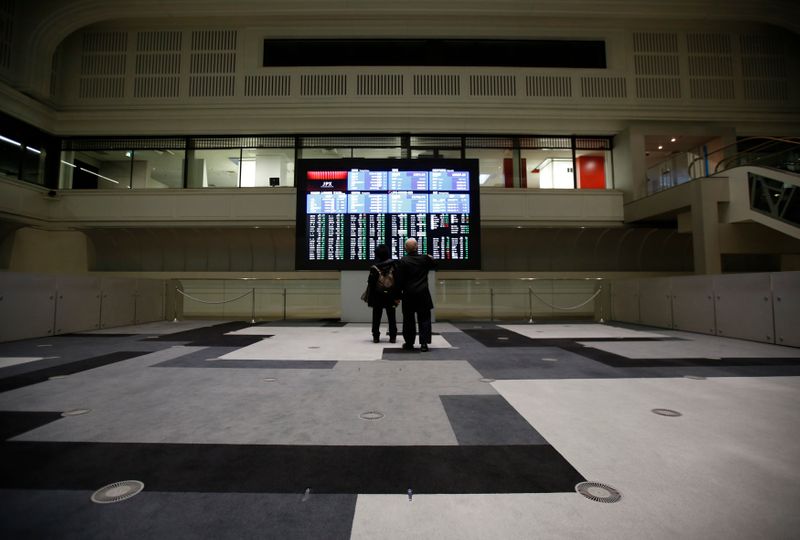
[609, 272, 800, 347]
[0, 272, 166, 342]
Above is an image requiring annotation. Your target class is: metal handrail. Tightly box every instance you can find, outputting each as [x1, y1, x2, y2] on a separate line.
[687, 136, 800, 179]
[714, 144, 800, 174]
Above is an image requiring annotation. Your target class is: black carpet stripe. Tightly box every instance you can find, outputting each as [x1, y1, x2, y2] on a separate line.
[0, 411, 64, 440]
[257, 320, 347, 327]
[0, 351, 148, 393]
[440, 396, 549, 445]
[0, 441, 585, 494]
[460, 328, 800, 370]
[144, 322, 265, 346]
[462, 328, 678, 348]
[61, 333, 140, 338]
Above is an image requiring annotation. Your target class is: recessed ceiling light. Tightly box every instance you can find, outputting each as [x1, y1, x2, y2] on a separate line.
[670, 137, 676, 142]
[658, 145, 663, 150]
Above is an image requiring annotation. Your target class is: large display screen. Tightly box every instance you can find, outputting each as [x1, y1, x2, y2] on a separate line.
[296, 158, 481, 270]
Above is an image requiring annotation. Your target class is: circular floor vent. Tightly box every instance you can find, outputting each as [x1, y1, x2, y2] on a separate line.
[91, 480, 144, 504]
[575, 482, 622, 503]
[360, 411, 384, 420]
[652, 408, 682, 417]
[479, 378, 495, 383]
[541, 357, 558, 362]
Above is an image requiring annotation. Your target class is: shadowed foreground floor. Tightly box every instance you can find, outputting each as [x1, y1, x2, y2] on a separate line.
[1, 320, 799, 539]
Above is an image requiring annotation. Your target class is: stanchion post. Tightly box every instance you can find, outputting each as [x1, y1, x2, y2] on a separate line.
[528, 287, 534, 324]
[283, 288, 287, 320]
[251, 288, 256, 324]
[490, 288, 494, 321]
[173, 287, 179, 322]
[598, 284, 605, 323]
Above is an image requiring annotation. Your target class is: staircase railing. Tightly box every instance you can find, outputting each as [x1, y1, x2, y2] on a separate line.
[645, 137, 800, 197]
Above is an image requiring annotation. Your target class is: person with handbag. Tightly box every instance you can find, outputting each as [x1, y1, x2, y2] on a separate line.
[365, 244, 399, 343]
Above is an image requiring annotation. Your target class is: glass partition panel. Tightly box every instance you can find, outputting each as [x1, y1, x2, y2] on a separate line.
[0, 134, 21, 179]
[241, 148, 296, 187]
[60, 150, 132, 189]
[21, 145, 47, 186]
[177, 279, 340, 320]
[410, 149, 462, 159]
[187, 149, 240, 188]
[436, 278, 603, 320]
[300, 148, 353, 159]
[353, 147, 402, 159]
[131, 149, 185, 189]
[522, 149, 574, 189]
[465, 148, 512, 187]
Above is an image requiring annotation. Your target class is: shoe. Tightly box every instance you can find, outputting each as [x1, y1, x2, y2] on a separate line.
[402, 343, 415, 351]
[373, 337, 380, 343]
[420, 344, 429, 352]
[389, 336, 396, 343]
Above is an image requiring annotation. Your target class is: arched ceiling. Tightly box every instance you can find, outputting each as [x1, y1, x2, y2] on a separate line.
[11, 0, 800, 98]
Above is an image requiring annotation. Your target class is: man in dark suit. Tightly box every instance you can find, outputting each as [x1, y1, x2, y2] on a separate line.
[395, 238, 436, 352]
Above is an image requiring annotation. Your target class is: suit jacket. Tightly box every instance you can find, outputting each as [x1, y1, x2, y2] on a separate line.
[396, 253, 436, 310]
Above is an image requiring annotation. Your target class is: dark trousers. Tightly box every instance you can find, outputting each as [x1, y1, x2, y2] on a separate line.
[372, 305, 397, 338]
[402, 304, 432, 346]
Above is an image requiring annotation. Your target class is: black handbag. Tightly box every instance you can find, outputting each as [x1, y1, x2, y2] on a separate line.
[360, 284, 370, 303]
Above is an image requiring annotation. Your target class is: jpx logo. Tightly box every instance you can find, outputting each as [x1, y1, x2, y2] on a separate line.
[321, 181, 334, 188]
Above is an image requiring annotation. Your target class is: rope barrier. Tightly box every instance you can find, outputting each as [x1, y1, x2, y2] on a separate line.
[529, 287, 602, 311]
[176, 288, 252, 305]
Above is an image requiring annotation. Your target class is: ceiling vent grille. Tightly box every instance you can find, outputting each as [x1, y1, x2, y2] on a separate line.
[686, 33, 734, 100]
[519, 136, 572, 149]
[580, 76, 626, 98]
[189, 30, 237, 97]
[302, 136, 401, 148]
[300, 74, 346, 96]
[470, 75, 515, 97]
[633, 32, 678, 53]
[189, 76, 234, 97]
[688, 55, 733, 77]
[743, 79, 789, 101]
[413, 74, 460, 96]
[633, 32, 681, 99]
[357, 74, 403, 96]
[63, 137, 187, 151]
[690, 79, 735, 99]
[740, 34, 789, 101]
[740, 34, 784, 56]
[409, 136, 462, 148]
[465, 137, 514, 148]
[134, 31, 181, 98]
[244, 74, 291, 96]
[687, 33, 731, 55]
[79, 31, 127, 99]
[525, 75, 571, 97]
[191, 136, 295, 149]
[634, 55, 679, 76]
[635, 77, 681, 99]
[575, 138, 612, 150]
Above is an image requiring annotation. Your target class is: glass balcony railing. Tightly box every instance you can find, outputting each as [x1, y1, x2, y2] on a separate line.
[645, 137, 800, 198]
[173, 278, 606, 322]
